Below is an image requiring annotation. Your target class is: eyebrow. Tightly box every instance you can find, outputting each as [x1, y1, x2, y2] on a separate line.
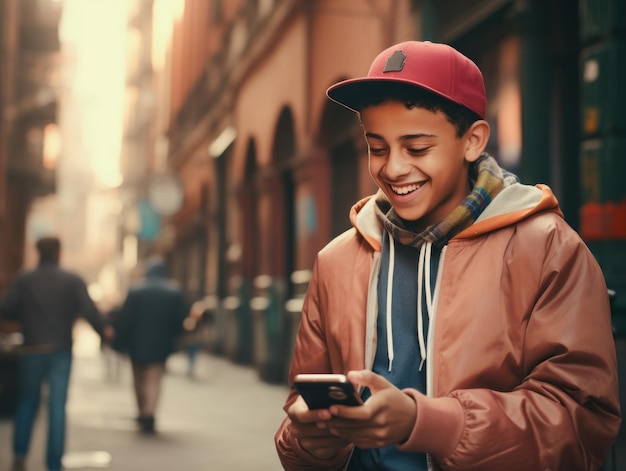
[364, 132, 436, 141]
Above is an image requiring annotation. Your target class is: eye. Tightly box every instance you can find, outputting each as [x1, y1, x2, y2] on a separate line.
[407, 147, 430, 156]
[368, 147, 387, 156]
[366, 141, 388, 156]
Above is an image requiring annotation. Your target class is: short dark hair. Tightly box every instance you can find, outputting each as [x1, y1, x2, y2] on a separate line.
[36, 236, 61, 262]
[355, 82, 482, 137]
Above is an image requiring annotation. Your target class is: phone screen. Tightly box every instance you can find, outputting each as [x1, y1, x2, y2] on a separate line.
[293, 374, 363, 410]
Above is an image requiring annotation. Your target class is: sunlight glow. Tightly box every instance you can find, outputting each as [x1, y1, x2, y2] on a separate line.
[152, 0, 185, 70]
[43, 124, 61, 170]
[59, 0, 127, 188]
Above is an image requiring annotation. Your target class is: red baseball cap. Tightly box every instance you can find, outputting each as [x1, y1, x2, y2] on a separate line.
[327, 41, 486, 119]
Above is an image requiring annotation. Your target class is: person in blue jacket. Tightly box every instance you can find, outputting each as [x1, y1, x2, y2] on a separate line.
[113, 256, 188, 434]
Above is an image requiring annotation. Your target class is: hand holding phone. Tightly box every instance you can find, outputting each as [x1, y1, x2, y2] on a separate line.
[293, 373, 363, 410]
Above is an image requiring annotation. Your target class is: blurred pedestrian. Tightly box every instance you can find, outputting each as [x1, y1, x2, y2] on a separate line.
[101, 303, 123, 382]
[112, 256, 188, 434]
[0, 236, 110, 471]
[180, 300, 206, 379]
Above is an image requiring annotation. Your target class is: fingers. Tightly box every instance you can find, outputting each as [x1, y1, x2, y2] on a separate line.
[325, 371, 418, 448]
[347, 369, 392, 393]
[288, 395, 332, 424]
[289, 395, 351, 459]
[297, 435, 351, 460]
[288, 395, 336, 439]
[290, 372, 417, 451]
[326, 370, 393, 419]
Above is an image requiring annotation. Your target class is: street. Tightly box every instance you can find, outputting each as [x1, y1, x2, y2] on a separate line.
[0, 323, 289, 471]
[2, 324, 623, 471]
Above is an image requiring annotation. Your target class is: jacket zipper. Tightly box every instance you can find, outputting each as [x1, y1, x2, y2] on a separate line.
[426, 245, 447, 471]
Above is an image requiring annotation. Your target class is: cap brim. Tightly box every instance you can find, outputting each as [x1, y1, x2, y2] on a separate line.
[327, 77, 470, 115]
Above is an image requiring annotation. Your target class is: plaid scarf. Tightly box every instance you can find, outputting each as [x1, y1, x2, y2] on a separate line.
[374, 153, 508, 248]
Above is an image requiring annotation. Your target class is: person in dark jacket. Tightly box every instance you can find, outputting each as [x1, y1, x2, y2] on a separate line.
[112, 256, 188, 434]
[0, 236, 108, 471]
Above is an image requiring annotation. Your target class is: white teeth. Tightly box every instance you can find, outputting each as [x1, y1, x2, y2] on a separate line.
[391, 183, 423, 195]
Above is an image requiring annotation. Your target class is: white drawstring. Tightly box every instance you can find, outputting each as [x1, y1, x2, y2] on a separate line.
[417, 242, 433, 371]
[386, 231, 395, 372]
[386, 233, 433, 373]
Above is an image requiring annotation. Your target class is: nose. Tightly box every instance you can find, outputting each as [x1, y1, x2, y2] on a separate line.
[383, 147, 410, 179]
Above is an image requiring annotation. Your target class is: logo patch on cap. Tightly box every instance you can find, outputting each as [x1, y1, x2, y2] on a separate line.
[383, 50, 406, 73]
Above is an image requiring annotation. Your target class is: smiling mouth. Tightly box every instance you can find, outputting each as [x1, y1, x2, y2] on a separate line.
[390, 182, 425, 195]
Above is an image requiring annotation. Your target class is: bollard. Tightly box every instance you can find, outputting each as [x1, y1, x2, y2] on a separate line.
[251, 275, 272, 370]
[263, 277, 287, 384]
[201, 294, 220, 353]
[234, 277, 254, 365]
[250, 275, 289, 384]
[222, 295, 240, 360]
[283, 270, 311, 382]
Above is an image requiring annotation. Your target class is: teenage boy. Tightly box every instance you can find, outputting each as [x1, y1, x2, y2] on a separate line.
[275, 41, 620, 470]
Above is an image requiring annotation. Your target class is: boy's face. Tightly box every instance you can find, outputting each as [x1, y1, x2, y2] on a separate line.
[360, 100, 474, 228]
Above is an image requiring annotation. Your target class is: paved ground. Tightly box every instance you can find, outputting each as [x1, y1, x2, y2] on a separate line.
[0, 325, 290, 471]
[3, 326, 624, 471]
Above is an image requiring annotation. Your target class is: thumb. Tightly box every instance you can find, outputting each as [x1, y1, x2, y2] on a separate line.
[347, 370, 393, 395]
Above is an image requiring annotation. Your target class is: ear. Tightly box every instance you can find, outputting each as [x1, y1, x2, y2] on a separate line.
[464, 120, 490, 163]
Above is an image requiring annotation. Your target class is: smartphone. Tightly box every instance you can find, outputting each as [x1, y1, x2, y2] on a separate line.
[293, 373, 363, 410]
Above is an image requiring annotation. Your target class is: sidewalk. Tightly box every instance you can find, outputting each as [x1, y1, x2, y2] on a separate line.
[0, 326, 290, 471]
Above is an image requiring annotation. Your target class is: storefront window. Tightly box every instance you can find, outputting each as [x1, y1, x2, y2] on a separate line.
[479, 35, 522, 173]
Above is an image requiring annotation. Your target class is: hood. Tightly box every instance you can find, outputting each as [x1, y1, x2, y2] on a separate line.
[350, 182, 563, 253]
[455, 183, 563, 240]
[350, 170, 563, 374]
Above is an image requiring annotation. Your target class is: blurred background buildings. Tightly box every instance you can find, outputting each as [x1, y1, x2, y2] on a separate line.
[1, 0, 626, 467]
[1, 0, 625, 384]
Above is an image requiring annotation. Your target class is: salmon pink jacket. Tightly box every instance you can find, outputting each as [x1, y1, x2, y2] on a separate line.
[275, 182, 621, 471]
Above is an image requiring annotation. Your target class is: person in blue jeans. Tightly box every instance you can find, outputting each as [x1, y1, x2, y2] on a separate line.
[0, 236, 109, 471]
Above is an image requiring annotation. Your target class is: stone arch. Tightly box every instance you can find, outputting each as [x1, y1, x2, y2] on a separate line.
[268, 106, 297, 287]
[318, 83, 363, 238]
[241, 138, 259, 280]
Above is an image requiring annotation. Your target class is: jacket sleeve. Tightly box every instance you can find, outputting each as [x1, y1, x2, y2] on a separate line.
[275, 259, 354, 471]
[400, 220, 621, 470]
[112, 292, 134, 352]
[74, 276, 105, 336]
[175, 291, 190, 334]
[0, 276, 21, 321]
